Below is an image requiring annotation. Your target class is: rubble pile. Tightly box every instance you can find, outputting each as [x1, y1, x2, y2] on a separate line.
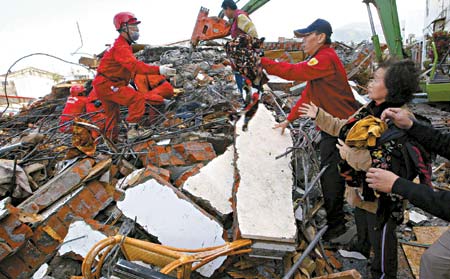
[0, 45, 342, 279]
[0, 40, 448, 279]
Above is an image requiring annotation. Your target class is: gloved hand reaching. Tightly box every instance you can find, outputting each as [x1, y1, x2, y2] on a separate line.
[159, 65, 176, 77]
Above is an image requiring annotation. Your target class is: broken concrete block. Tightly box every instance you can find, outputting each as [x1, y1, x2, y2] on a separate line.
[133, 140, 156, 153]
[0, 197, 10, 220]
[58, 221, 106, 258]
[235, 105, 297, 244]
[19, 158, 94, 214]
[137, 141, 217, 167]
[0, 254, 33, 279]
[117, 168, 145, 189]
[0, 159, 33, 199]
[0, 242, 12, 262]
[179, 142, 216, 162]
[338, 249, 367, 260]
[0, 206, 33, 260]
[142, 164, 171, 183]
[408, 210, 428, 224]
[139, 145, 185, 167]
[182, 146, 234, 217]
[174, 163, 204, 187]
[117, 172, 226, 277]
[0, 182, 116, 277]
[14, 240, 50, 271]
[250, 241, 296, 260]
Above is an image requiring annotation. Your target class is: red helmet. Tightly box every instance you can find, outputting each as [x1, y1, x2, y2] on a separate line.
[113, 12, 141, 31]
[70, 84, 85, 96]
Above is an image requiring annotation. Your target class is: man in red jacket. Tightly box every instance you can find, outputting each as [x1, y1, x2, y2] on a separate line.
[92, 12, 175, 140]
[59, 84, 88, 133]
[261, 19, 360, 240]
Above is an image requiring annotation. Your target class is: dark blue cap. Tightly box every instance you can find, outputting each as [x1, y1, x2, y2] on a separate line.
[294, 18, 333, 37]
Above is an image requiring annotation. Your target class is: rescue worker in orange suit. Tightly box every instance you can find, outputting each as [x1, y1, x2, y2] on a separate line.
[134, 74, 175, 105]
[134, 74, 175, 124]
[92, 12, 176, 140]
[222, 0, 258, 104]
[59, 84, 88, 133]
[261, 19, 360, 241]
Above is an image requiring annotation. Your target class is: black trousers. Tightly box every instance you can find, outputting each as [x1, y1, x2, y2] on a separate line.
[244, 100, 259, 124]
[354, 208, 398, 279]
[319, 132, 346, 229]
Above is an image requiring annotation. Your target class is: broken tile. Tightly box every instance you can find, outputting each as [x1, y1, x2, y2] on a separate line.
[117, 175, 226, 277]
[235, 105, 297, 244]
[182, 146, 234, 217]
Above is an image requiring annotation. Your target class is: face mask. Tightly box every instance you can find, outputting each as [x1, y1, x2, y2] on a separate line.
[130, 31, 140, 41]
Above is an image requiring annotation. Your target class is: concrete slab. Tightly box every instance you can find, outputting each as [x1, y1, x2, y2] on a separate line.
[235, 105, 297, 243]
[32, 263, 48, 279]
[58, 221, 106, 258]
[182, 146, 234, 217]
[117, 176, 226, 277]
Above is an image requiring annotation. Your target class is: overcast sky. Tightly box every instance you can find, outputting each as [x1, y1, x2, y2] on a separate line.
[0, 0, 426, 75]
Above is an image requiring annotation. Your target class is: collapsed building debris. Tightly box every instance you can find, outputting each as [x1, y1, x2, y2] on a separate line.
[117, 172, 227, 277]
[0, 36, 448, 279]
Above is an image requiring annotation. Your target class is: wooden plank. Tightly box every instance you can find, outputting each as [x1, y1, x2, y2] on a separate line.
[312, 269, 362, 279]
[413, 226, 450, 245]
[401, 244, 426, 279]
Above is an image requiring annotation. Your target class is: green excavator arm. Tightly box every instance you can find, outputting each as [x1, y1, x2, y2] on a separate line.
[364, 0, 404, 61]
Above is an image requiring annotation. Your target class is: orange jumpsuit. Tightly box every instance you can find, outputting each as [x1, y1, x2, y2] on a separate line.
[134, 74, 174, 105]
[92, 35, 160, 136]
[59, 95, 88, 133]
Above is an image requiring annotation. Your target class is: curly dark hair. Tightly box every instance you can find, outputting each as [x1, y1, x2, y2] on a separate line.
[378, 59, 420, 105]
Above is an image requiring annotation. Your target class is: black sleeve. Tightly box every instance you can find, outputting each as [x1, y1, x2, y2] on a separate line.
[407, 121, 450, 160]
[392, 177, 450, 222]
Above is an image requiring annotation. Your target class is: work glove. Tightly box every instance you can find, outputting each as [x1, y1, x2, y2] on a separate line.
[93, 100, 102, 108]
[160, 65, 176, 77]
